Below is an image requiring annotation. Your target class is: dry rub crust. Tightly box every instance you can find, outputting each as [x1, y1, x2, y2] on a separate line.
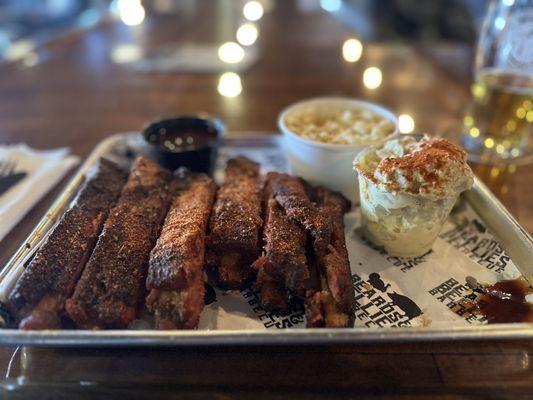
[7, 158, 126, 330]
[66, 156, 171, 329]
[252, 173, 309, 313]
[207, 157, 262, 289]
[146, 169, 216, 329]
[269, 173, 331, 257]
[315, 187, 353, 314]
[306, 187, 354, 328]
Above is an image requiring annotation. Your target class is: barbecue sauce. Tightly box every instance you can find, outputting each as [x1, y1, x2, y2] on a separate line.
[476, 277, 533, 323]
[147, 130, 214, 152]
[142, 116, 222, 173]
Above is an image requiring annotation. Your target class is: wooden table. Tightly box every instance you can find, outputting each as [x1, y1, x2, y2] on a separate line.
[0, 1, 531, 398]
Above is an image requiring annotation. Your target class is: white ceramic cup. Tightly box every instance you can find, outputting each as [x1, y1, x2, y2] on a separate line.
[278, 97, 398, 202]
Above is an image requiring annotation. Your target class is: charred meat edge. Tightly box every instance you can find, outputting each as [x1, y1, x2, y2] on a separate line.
[146, 169, 216, 329]
[252, 172, 309, 313]
[305, 187, 353, 328]
[7, 158, 127, 330]
[207, 157, 262, 289]
[65, 156, 171, 329]
[269, 173, 332, 258]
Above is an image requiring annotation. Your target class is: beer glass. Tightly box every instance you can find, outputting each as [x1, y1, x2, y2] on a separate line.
[462, 0, 533, 163]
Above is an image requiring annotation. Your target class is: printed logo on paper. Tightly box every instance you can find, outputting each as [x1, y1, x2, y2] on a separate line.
[352, 273, 424, 327]
[428, 278, 486, 324]
[241, 286, 306, 329]
[440, 218, 511, 274]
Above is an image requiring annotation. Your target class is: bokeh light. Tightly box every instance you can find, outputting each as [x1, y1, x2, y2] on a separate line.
[320, 0, 342, 12]
[218, 42, 245, 64]
[342, 38, 362, 63]
[243, 1, 264, 21]
[494, 16, 506, 30]
[111, 44, 142, 63]
[117, 0, 145, 26]
[484, 138, 495, 149]
[5, 40, 34, 61]
[218, 72, 242, 98]
[236, 24, 258, 46]
[516, 107, 526, 119]
[463, 115, 473, 127]
[398, 114, 415, 133]
[363, 67, 382, 89]
[469, 127, 480, 137]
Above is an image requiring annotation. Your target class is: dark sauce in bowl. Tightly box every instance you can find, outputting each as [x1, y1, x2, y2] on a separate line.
[142, 116, 224, 173]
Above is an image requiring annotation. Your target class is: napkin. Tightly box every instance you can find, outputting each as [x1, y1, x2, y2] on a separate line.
[0, 144, 79, 242]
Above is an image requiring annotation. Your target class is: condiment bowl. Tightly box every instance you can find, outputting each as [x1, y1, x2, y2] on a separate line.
[142, 115, 224, 173]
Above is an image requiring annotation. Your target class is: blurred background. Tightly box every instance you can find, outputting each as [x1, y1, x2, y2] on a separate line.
[0, 0, 531, 231]
[0, 0, 488, 64]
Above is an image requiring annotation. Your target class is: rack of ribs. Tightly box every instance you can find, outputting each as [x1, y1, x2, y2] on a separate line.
[66, 156, 171, 329]
[7, 158, 127, 330]
[146, 169, 215, 329]
[252, 172, 309, 313]
[207, 157, 262, 289]
[305, 187, 354, 328]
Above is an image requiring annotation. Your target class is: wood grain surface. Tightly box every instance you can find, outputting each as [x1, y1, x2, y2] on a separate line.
[0, 1, 531, 398]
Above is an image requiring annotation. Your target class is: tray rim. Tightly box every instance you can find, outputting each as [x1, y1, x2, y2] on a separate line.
[0, 324, 531, 346]
[1, 132, 532, 346]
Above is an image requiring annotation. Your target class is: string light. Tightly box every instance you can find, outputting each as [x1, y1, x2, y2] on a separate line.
[469, 127, 480, 137]
[363, 67, 382, 89]
[484, 138, 495, 148]
[218, 72, 242, 98]
[342, 39, 362, 62]
[117, 0, 145, 26]
[243, 1, 264, 21]
[218, 42, 245, 64]
[236, 24, 258, 46]
[398, 114, 415, 133]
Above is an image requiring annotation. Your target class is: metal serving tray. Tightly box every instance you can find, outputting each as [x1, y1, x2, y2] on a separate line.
[0, 133, 531, 346]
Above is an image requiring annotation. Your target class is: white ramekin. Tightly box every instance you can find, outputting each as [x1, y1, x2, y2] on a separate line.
[278, 97, 398, 202]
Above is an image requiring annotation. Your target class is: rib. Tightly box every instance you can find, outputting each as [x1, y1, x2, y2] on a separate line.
[252, 173, 309, 313]
[145, 169, 215, 329]
[207, 157, 262, 289]
[65, 156, 171, 329]
[316, 187, 352, 313]
[305, 187, 353, 328]
[304, 264, 325, 326]
[7, 158, 127, 330]
[269, 173, 331, 257]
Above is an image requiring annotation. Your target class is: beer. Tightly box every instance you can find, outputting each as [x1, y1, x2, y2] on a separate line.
[462, 68, 533, 160]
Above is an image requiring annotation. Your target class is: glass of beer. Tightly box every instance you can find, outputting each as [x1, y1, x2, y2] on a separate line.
[461, 0, 533, 163]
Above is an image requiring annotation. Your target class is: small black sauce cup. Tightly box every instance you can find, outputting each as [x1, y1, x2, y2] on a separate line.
[142, 116, 224, 174]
